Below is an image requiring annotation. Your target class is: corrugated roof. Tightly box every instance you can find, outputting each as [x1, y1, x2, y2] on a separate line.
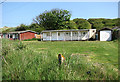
[8, 30, 37, 34]
[41, 29, 92, 33]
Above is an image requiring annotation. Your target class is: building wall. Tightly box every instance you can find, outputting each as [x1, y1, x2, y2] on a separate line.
[89, 29, 96, 39]
[100, 30, 112, 41]
[20, 32, 36, 40]
[42, 30, 96, 41]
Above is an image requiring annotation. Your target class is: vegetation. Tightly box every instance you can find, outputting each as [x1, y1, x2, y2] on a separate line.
[23, 38, 41, 41]
[15, 24, 29, 31]
[33, 9, 71, 30]
[2, 39, 118, 80]
[2, 8, 119, 33]
[73, 18, 91, 29]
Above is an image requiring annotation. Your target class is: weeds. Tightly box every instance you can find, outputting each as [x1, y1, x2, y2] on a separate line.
[2, 39, 118, 80]
[15, 41, 26, 50]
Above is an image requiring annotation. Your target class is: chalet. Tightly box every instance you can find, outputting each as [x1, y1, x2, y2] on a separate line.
[41, 29, 96, 41]
[3, 30, 37, 40]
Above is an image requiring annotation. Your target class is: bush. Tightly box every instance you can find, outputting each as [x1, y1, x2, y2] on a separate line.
[16, 42, 26, 50]
[23, 38, 41, 41]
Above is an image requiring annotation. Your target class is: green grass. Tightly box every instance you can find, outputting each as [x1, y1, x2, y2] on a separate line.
[2, 39, 118, 80]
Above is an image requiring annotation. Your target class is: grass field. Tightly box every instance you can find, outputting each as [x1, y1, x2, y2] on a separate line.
[2, 39, 118, 80]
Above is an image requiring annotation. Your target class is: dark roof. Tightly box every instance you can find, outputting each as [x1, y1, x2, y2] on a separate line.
[98, 27, 112, 32]
[41, 29, 94, 33]
[8, 30, 37, 34]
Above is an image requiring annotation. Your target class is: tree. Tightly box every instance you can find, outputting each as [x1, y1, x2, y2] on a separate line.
[102, 19, 115, 28]
[28, 23, 45, 33]
[88, 18, 104, 30]
[64, 20, 77, 29]
[73, 18, 91, 29]
[15, 24, 28, 31]
[88, 18, 118, 29]
[112, 18, 118, 27]
[33, 9, 71, 30]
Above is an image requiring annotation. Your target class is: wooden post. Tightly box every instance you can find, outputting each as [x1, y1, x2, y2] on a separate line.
[50, 32, 52, 41]
[87, 31, 89, 40]
[57, 32, 58, 41]
[78, 31, 79, 41]
[88, 30, 90, 40]
[71, 31, 72, 41]
[64, 32, 65, 41]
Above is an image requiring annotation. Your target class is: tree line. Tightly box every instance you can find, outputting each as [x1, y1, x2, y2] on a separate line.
[2, 9, 119, 33]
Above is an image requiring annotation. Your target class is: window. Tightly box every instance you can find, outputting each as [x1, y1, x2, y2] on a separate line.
[46, 33, 50, 36]
[58, 33, 60, 36]
[83, 32, 86, 35]
[73, 32, 78, 36]
[66, 32, 71, 36]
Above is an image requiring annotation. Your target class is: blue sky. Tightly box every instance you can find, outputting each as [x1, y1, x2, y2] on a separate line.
[2, 2, 118, 27]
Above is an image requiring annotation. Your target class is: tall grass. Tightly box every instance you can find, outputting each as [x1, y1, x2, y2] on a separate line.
[2, 39, 118, 80]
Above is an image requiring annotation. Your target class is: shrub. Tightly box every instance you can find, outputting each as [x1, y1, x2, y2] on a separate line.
[16, 42, 26, 50]
[23, 38, 41, 41]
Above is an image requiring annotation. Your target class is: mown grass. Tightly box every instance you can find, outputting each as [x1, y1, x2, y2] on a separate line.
[2, 39, 118, 80]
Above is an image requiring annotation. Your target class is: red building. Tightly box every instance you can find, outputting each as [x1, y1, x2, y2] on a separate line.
[7, 30, 37, 40]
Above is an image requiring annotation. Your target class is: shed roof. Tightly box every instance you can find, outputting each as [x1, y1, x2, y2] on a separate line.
[41, 29, 92, 33]
[98, 27, 112, 32]
[8, 30, 37, 34]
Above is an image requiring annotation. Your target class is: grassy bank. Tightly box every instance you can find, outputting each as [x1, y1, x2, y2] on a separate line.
[2, 39, 118, 80]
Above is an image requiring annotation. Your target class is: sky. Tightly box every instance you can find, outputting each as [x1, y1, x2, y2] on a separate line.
[1, 2, 118, 27]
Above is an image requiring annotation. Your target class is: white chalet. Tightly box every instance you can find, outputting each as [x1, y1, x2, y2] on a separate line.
[41, 29, 96, 41]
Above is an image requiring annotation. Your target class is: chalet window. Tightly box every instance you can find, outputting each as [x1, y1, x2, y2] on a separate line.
[73, 32, 78, 36]
[58, 33, 60, 36]
[66, 32, 71, 36]
[46, 33, 50, 36]
[83, 32, 86, 35]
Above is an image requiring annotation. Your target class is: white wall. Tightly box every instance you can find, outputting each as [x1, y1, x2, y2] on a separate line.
[51, 32, 57, 40]
[89, 29, 96, 39]
[100, 30, 112, 41]
[42, 30, 96, 41]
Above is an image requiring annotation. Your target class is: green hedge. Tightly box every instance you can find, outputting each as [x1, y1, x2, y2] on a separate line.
[23, 38, 41, 41]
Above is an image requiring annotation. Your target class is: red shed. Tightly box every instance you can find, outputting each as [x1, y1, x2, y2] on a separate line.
[7, 30, 37, 40]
